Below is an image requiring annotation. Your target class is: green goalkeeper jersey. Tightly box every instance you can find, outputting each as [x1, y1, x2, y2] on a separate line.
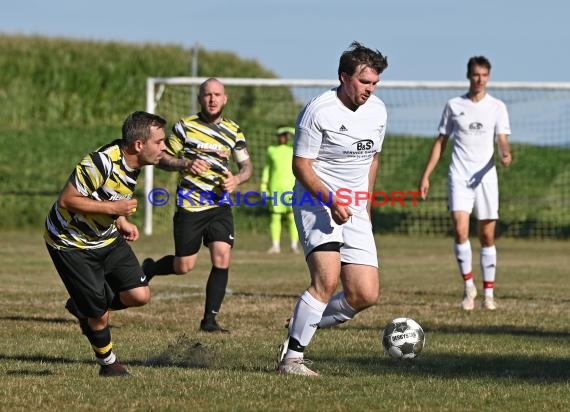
[261, 144, 295, 194]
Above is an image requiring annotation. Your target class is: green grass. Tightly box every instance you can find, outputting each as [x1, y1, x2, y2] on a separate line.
[0, 34, 280, 129]
[0, 230, 568, 411]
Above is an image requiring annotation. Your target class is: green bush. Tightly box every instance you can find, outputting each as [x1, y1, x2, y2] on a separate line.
[0, 34, 278, 129]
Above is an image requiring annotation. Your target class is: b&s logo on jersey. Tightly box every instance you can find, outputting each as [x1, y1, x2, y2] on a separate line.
[343, 139, 376, 158]
[353, 139, 374, 151]
[468, 122, 486, 135]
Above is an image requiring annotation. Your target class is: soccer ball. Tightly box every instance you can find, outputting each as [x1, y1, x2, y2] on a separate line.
[381, 317, 425, 359]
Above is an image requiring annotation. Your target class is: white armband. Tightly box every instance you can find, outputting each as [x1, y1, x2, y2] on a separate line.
[234, 148, 250, 163]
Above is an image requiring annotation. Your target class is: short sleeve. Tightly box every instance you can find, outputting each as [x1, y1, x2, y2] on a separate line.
[167, 120, 187, 157]
[437, 102, 453, 136]
[71, 151, 110, 197]
[495, 101, 511, 136]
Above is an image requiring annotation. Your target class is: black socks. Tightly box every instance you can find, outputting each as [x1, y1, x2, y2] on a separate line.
[204, 266, 229, 318]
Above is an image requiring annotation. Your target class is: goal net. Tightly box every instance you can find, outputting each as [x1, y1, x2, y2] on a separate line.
[145, 77, 570, 238]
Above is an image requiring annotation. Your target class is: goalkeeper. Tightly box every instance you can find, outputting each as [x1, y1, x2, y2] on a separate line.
[260, 127, 299, 254]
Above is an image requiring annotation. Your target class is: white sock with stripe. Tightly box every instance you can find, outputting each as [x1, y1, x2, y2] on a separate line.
[480, 246, 497, 297]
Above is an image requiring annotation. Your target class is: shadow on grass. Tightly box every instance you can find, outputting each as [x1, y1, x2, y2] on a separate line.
[0, 315, 71, 324]
[0, 353, 87, 366]
[425, 324, 570, 338]
[3, 348, 568, 382]
[0, 315, 123, 331]
[0, 335, 209, 375]
[0, 346, 207, 376]
[342, 323, 570, 338]
[6, 369, 53, 376]
[335, 352, 570, 382]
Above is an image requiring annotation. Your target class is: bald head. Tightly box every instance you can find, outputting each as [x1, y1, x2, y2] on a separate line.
[198, 78, 228, 123]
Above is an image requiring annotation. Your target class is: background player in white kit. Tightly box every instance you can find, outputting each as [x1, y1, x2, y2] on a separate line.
[277, 41, 388, 376]
[419, 56, 512, 311]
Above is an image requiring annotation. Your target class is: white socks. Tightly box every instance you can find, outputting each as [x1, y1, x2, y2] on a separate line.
[317, 292, 358, 329]
[285, 290, 326, 360]
[454, 241, 474, 287]
[480, 246, 497, 297]
[97, 351, 116, 366]
[455, 242, 497, 297]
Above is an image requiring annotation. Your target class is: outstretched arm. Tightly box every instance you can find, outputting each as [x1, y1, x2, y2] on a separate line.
[497, 134, 512, 167]
[419, 134, 448, 200]
[260, 159, 270, 193]
[367, 153, 380, 218]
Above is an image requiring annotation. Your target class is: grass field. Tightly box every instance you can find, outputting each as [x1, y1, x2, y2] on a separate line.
[1, 230, 568, 411]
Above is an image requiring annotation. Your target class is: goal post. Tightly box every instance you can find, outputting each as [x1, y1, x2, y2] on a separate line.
[145, 77, 570, 238]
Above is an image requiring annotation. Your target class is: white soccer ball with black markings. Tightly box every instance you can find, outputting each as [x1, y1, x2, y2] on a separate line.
[381, 317, 425, 359]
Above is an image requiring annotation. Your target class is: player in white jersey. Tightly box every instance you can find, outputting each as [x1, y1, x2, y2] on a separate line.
[277, 41, 388, 376]
[419, 56, 512, 311]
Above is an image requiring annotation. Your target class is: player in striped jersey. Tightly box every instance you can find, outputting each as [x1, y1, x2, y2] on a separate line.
[142, 78, 253, 333]
[44, 111, 167, 376]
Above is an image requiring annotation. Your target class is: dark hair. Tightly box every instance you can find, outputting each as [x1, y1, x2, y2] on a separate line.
[121, 111, 167, 147]
[467, 56, 491, 76]
[338, 41, 388, 81]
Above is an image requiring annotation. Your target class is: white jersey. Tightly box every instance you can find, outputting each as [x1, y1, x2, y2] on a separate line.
[438, 93, 510, 183]
[293, 88, 387, 210]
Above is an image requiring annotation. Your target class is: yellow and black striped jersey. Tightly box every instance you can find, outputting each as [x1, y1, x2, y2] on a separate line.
[44, 139, 139, 250]
[167, 113, 248, 212]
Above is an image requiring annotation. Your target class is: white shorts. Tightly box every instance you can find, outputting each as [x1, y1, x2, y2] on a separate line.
[448, 178, 499, 220]
[293, 204, 378, 268]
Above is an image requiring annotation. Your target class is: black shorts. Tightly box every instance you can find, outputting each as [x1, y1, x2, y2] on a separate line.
[46, 237, 147, 318]
[173, 206, 235, 257]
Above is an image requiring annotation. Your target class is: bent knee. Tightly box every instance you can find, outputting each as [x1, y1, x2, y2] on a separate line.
[138, 293, 151, 306]
[124, 287, 151, 307]
[174, 267, 192, 275]
[362, 294, 379, 309]
[350, 291, 379, 311]
[174, 260, 195, 275]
